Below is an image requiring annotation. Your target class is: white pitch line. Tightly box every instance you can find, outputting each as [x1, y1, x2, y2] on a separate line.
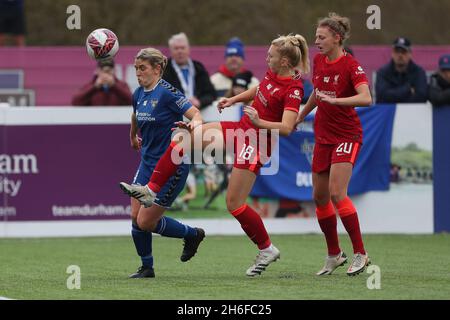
[0, 296, 14, 300]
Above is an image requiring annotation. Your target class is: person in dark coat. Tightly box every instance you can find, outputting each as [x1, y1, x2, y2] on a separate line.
[429, 54, 450, 106]
[163, 32, 216, 110]
[375, 37, 428, 103]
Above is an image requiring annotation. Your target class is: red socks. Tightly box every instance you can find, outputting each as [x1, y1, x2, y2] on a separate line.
[147, 142, 183, 193]
[335, 197, 366, 254]
[231, 204, 271, 250]
[316, 201, 341, 256]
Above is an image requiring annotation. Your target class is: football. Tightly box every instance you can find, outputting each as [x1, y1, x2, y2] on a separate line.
[86, 28, 119, 60]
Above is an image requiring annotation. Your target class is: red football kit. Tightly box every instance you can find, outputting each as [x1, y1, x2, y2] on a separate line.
[146, 71, 304, 253]
[312, 52, 369, 173]
[221, 69, 304, 173]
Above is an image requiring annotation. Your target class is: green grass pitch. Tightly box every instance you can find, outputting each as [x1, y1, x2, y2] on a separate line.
[1, 233, 449, 300]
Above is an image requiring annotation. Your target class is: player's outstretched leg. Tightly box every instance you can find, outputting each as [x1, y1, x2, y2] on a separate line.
[316, 251, 348, 276]
[119, 182, 156, 207]
[181, 227, 206, 262]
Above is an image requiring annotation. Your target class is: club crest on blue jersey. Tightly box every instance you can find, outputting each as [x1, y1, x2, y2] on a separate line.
[131, 79, 193, 168]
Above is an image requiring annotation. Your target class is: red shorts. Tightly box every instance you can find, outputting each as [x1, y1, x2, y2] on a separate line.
[220, 121, 271, 174]
[312, 142, 361, 173]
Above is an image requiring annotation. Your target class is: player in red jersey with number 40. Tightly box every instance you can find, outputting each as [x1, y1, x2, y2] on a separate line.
[297, 13, 373, 276]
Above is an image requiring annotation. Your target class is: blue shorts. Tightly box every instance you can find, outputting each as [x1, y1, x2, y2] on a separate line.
[132, 162, 190, 208]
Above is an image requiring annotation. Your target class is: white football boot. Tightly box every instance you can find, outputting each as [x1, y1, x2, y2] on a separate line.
[246, 245, 281, 276]
[119, 182, 156, 207]
[316, 251, 348, 276]
[347, 252, 370, 276]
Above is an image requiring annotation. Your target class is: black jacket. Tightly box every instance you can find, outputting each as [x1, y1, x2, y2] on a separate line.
[163, 58, 217, 109]
[375, 60, 428, 103]
[429, 72, 450, 107]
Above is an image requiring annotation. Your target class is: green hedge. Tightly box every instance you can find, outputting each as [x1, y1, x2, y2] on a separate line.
[24, 0, 448, 45]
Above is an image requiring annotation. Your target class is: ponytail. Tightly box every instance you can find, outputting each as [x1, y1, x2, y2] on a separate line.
[272, 34, 310, 74]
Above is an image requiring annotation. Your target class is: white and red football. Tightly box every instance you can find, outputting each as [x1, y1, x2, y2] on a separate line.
[86, 28, 119, 60]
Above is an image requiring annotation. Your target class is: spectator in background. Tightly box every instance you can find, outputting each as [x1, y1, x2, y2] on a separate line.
[0, 0, 25, 46]
[210, 37, 259, 98]
[429, 54, 450, 106]
[72, 58, 132, 106]
[163, 32, 216, 110]
[203, 156, 220, 198]
[275, 198, 304, 218]
[251, 196, 270, 218]
[174, 170, 197, 212]
[390, 163, 401, 183]
[203, 162, 232, 209]
[225, 70, 254, 98]
[375, 37, 428, 103]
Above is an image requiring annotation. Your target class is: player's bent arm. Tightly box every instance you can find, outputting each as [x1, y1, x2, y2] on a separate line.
[255, 110, 298, 136]
[130, 113, 140, 150]
[229, 86, 258, 104]
[218, 86, 257, 112]
[130, 113, 138, 139]
[297, 93, 317, 123]
[334, 84, 372, 107]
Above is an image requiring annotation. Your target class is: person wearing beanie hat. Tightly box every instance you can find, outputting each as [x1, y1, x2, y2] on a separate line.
[375, 37, 428, 103]
[429, 54, 450, 106]
[225, 37, 245, 60]
[210, 37, 260, 98]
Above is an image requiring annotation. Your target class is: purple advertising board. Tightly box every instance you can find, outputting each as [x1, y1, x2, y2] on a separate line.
[1, 107, 139, 221]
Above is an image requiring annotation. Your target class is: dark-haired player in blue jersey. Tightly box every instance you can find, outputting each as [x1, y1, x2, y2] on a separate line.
[123, 47, 205, 278]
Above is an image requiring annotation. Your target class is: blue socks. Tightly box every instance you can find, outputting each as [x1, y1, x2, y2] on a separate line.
[131, 217, 197, 268]
[154, 216, 197, 239]
[131, 222, 153, 268]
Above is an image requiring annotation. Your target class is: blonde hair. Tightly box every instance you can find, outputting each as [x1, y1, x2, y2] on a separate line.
[135, 48, 168, 75]
[317, 12, 351, 45]
[272, 34, 310, 74]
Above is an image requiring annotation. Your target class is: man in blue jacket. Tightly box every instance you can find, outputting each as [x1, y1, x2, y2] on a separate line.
[375, 37, 428, 103]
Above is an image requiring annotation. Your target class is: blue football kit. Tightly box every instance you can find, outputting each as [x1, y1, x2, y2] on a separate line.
[131, 79, 191, 208]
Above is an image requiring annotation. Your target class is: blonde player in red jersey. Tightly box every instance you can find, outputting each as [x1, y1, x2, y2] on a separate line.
[297, 13, 372, 276]
[120, 34, 310, 276]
